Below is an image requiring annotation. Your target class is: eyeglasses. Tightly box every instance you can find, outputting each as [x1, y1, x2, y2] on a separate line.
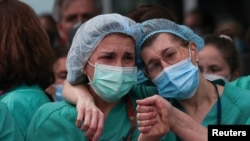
[144, 46, 184, 77]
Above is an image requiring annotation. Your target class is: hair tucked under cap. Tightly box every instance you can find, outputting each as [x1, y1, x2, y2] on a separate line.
[136, 18, 204, 66]
[66, 13, 141, 85]
[139, 18, 204, 51]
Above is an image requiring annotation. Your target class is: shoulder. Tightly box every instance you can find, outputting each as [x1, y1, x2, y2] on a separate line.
[3, 84, 49, 101]
[222, 82, 250, 111]
[29, 101, 77, 130]
[1, 84, 50, 111]
[230, 75, 250, 90]
[224, 82, 250, 97]
[26, 101, 83, 140]
[35, 101, 77, 121]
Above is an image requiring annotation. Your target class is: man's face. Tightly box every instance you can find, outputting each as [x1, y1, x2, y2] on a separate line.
[59, 0, 98, 37]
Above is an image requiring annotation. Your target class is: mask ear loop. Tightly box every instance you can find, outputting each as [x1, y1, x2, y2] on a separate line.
[87, 61, 95, 67]
[83, 61, 96, 84]
[188, 42, 192, 60]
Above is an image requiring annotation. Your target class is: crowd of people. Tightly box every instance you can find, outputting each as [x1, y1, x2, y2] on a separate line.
[1, 0, 250, 141]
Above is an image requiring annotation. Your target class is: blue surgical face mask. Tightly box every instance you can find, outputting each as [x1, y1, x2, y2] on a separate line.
[152, 57, 199, 100]
[88, 62, 137, 103]
[54, 84, 64, 101]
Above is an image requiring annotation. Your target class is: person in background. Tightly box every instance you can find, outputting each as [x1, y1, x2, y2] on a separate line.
[52, 0, 101, 47]
[214, 18, 248, 54]
[25, 13, 148, 141]
[227, 27, 250, 91]
[239, 26, 250, 75]
[126, 4, 178, 23]
[0, 101, 23, 141]
[39, 13, 61, 48]
[183, 8, 215, 37]
[198, 34, 241, 85]
[0, 0, 55, 137]
[46, 46, 69, 101]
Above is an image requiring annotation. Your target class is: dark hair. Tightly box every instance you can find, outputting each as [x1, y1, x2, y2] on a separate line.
[0, 0, 55, 90]
[126, 5, 177, 23]
[39, 13, 61, 47]
[184, 8, 215, 36]
[204, 34, 240, 74]
[53, 46, 69, 60]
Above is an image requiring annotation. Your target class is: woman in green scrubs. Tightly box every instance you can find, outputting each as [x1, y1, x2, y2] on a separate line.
[25, 13, 153, 141]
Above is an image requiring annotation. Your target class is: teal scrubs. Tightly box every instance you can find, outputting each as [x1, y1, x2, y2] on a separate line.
[25, 82, 250, 141]
[25, 85, 157, 141]
[160, 82, 250, 140]
[0, 101, 23, 141]
[0, 84, 51, 136]
[230, 75, 250, 90]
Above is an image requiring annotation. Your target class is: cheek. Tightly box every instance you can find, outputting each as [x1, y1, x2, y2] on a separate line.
[55, 78, 65, 84]
[85, 65, 95, 81]
[218, 66, 231, 77]
[140, 50, 150, 64]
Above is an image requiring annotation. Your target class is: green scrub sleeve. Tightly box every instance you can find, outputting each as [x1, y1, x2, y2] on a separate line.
[0, 102, 23, 141]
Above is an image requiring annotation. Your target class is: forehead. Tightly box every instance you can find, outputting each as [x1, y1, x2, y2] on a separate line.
[199, 45, 223, 61]
[62, 0, 96, 13]
[92, 33, 135, 54]
[142, 33, 177, 52]
[148, 33, 177, 45]
[199, 45, 227, 65]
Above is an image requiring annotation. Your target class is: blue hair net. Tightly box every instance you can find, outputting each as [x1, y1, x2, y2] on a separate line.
[136, 18, 204, 66]
[66, 13, 141, 85]
[139, 18, 204, 50]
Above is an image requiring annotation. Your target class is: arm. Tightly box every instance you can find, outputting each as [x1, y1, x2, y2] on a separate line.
[170, 107, 207, 141]
[62, 81, 104, 141]
[136, 95, 207, 141]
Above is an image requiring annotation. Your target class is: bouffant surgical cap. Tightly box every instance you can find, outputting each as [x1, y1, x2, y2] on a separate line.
[139, 18, 204, 51]
[66, 13, 141, 85]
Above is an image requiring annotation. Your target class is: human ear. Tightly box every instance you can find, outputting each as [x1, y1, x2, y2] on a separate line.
[82, 65, 87, 75]
[189, 42, 199, 62]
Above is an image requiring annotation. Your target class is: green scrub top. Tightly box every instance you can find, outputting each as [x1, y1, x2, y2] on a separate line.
[160, 82, 250, 141]
[0, 101, 23, 141]
[25, 85, 157, 141]
[0, 84, 51, 136]
[230, 75, 250, 90]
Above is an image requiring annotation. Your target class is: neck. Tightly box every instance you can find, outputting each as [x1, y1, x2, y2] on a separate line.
[178, 77, 221, 121]
[90, 88, 119, 118]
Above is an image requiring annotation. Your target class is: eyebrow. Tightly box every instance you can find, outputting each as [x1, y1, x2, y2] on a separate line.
[146, 48, 169, 66]
[99, 50, 135, 55]
[160, 48, 170, 57]
[146, 58, 159, 67]
[124, 51, 135, 56]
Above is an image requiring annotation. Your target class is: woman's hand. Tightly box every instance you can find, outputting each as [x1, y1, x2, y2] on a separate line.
[136, 95, 173, 141]
[62, 81, 104, 141]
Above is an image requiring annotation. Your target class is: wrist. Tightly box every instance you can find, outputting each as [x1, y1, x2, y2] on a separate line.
[169, 107, 177, 131]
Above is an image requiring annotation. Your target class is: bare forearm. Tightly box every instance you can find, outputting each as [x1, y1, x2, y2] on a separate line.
[62, 81, 93, 104]
[171, 107, 207, 141]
